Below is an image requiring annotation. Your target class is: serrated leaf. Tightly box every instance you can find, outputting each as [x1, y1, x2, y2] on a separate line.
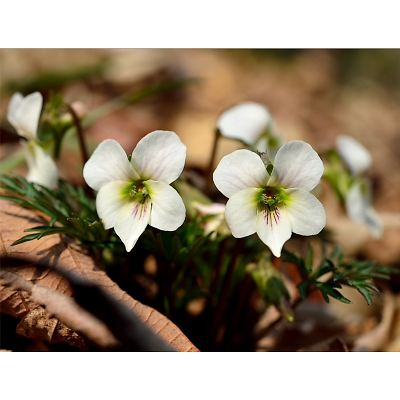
[354, 286, 374, 306]
[316, 282, 352, 304]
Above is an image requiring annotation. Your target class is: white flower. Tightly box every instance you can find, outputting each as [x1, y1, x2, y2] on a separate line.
[213, 141, 326, 257]
[337, 135, 372, 176]
[216, 101, 283, 160]
[7, 92, 59, 189]
[7, 92, 43, 140]
[23, 141, 59, 189]
[83, 131, 187, 251]
[192, 201, 230, 238]
[336, 135, 382, 238]
[346, 180, 382, 239]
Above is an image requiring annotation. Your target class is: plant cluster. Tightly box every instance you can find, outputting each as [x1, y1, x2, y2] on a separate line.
[1, 87, 396, 351]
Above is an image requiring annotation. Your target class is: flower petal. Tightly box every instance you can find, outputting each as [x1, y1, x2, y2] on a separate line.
[225, 187, 259, 237]
[213, 149, 269, 198]
[256, 205, 292, 258]
[346, 181, 382, 238]
[192, 202, 226, 216]
[131, 130, 186, 183]
[364, 207, 383, 239]
[96, 180, 131, 229]
[145, 180, 186, 231]
[8, 92, 42, 139]
[83, 139, 140, 191]
[217, 102, 272, 145]
[114, 198, 151, 252]
[7, 93, 23, 127]
[345, 181, 368, 223]
[285, 188, 326, 236]
[24, 141, 58, 189]
[337, 135, 372, 176]
[268, 140, 324, 191]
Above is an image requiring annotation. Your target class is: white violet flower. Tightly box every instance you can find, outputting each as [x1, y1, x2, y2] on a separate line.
[83, 130, 187, 251]
[337, 135, 372, 177]
[216, 101, 283, 160]
[7, 92, 58, 189]
[336, 135, 382, 238]
[346, 180, 382, 239]
[192, 201, 230, 238]
[213, 140, 326, 257]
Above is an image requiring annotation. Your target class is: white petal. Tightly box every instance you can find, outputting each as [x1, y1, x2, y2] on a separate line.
[285, 188, 326, 236]
[225, 187, 259, 238]
[83, 139, 139, 191]
[114, 198, 151, 252]
[364, 207, 383, 239]
[346, 181, 382, 238]
[24, 141, 58, 189]
[7, 93, 23, 127]
[337, 135, 372, 176]
[213, 149, 269, 198]
[217, 102, 272, 145]
[131, 130, 186, 183]
[192, 202, 226, 216]
[96, 180, 131, 229]
[256, 205, 292, 258]
[8, 92, 43, 139]
[145, 180, 186, 231]
[345, 181, 366, 223]
[268, 140, 324, 191]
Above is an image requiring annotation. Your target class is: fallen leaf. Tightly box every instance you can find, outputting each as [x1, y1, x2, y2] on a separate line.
[352, 290, 396, 352]
[0, 199, 199, 351]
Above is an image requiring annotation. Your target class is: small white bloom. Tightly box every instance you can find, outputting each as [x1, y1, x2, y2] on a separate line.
[213, 141, 326, 257]
[23, 141, 59, 190]
[7, 92, 43, 140]
[83, 131, 187, 251]
[337, 135, 372, 176]
[192, 201, 230, 238]
[336, 135, 382, 238]
[346, 180, 382, 239]
[216, 102, 283, 160]
[7, 92, 59, 189]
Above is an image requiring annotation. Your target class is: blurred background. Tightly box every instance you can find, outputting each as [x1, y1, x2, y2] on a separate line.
[1, 49, 400, 350]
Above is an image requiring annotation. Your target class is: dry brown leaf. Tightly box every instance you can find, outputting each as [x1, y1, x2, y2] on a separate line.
[352, 290, 396, 352]
[0, 268, 118, 350]
[0, 199, 199, 352]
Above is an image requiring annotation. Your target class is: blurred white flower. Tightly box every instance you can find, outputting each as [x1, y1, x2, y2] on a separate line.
[337, 135, 372, 176]
[23, 141, 59, 189]
[213, 141, 326, 257]
[7, 92, 59, 189]
[216, 102, 283, 161]
[345, 180, 382, 239]
[336, 135, 382, 238]
[7, 92, 43, 140]
[83, 131, 187, 251]
[192, 201, 230, 238]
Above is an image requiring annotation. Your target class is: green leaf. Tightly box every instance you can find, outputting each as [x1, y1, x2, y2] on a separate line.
[316, 282, 352, 304]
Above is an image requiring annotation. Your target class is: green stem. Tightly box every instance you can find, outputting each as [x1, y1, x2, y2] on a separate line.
[207, 238, 243, 347]
[209, 237, 228, 304]
[65, 103, 89, 167]
[205, 128, 220, 196]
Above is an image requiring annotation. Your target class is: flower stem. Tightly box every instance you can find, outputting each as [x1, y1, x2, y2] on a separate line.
[207, 238, 243, 348]
[205, 128, 220, 196]
[65, 103, 89, 167]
